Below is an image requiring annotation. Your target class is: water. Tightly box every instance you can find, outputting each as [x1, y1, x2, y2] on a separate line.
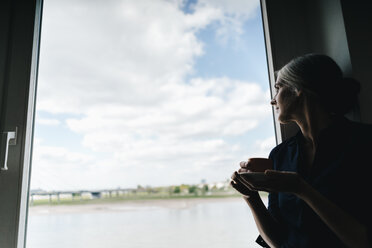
[26, 198, 265, 248]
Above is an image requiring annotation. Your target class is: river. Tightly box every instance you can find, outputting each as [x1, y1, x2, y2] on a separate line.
[26, 197, 266, 248]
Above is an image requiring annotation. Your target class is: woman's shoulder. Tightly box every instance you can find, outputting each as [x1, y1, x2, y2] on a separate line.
[268, 134, 298, 158]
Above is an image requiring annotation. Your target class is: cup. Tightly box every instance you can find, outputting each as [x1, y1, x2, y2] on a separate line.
[245, 158, 273, 172]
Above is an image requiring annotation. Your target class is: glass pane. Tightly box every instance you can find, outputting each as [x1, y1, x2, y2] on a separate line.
[27, 0, 275, 247]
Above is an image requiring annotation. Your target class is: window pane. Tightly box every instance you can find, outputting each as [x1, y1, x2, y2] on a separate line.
[27, 0, 275, 247]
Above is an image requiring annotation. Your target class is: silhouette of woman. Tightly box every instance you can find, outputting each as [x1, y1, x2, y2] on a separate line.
[231, 54, 372, 248]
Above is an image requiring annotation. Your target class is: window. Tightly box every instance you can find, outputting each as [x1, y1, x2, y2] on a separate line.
[26, 0, 275, 247]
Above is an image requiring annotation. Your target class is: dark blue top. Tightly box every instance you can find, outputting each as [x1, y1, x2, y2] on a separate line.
[256, 116, 372, 248]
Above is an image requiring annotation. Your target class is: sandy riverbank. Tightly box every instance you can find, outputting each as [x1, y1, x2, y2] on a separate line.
[28, 196, 256, 215]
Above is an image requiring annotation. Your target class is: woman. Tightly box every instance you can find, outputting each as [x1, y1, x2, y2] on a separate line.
[231, 54, 372, 248]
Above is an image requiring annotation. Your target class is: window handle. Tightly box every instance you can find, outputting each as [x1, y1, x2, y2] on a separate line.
[0, 127, 17, 171]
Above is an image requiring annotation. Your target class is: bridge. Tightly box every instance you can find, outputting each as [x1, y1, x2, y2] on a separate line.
[29, 188, 136, 204]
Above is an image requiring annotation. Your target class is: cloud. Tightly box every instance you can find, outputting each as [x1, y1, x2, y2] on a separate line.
[31, 142, 95, 190]
[31, 0, 272, 190]
[37, 0, 222, 114]
[62, 77, 271, 171]
[192, 0, 260, 44]
[33, 77, 272, 190]
[195, 0, 259, 17]
[252, 136, 276, 157]
[37, 0, 260, 114]
[36, 118, 61, 126]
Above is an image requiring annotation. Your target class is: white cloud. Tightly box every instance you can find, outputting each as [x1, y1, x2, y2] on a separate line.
[252, 136, 276, 158]
[32, 0, 272, 190]
[36, 118, 61, 126]
[192, 0, 260, 44]
[31, 142, 95, 190]
[62, 77, 271, 172]
[37, 0, 223, 114]
[195, 0, 259, 17]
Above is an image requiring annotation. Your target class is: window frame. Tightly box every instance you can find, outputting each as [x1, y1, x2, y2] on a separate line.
[0, 0, 42, 247]
[0, 1, 285, 247]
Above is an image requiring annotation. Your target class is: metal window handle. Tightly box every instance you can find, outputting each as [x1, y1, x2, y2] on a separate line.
[0, 127, 17, 171]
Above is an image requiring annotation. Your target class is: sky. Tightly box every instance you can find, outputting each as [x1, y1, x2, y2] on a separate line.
[30, 0, 276, 191]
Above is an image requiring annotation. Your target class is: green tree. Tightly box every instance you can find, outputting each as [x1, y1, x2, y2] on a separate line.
[188, 185, 197, 194]
[201, 184, 209, 195]
[173, 186, 181, 194]
[203, 185, 209, 192]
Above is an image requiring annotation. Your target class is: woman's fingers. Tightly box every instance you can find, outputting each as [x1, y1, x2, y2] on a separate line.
[230, 180, 241, 190]
[240, 176, 263, 191]
[231, 171, 277, 193]
[233, 168, 302, 194]
[230, 180, 246, 195]
[238, 171, 281, 192]
[231, 172, 245, 187]
[239, 161, 248, 168]
[231, 171, 244, 183]
[230, 177, 257, 196]
[239, 158, 273, 172]
[232, 171, 256, 190]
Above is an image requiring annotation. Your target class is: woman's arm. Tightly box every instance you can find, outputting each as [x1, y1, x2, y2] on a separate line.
[231, 174, 284, 247]
[243, 194, 283, 248]
[298, 181, 370, 248]
[245, 170, 370, 248]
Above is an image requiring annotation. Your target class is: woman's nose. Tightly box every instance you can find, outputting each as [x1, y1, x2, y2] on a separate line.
[270, 98, 277, 105]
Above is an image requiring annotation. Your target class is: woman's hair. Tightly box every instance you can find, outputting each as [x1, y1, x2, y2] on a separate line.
[276, 53, 360, 115]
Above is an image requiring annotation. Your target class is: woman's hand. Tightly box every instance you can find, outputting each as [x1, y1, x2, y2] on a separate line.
[238, 158, 273, 173]
[239, 170, 306, 196]
[230, 171, 259, 198]
[231, 158, 273, 198]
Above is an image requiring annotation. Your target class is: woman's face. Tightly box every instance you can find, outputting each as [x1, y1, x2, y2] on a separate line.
[270, 80, 301, 123]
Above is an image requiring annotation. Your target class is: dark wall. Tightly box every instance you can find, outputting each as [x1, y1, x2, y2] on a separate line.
[341, 0, 372, 124]
[307, 0, 351, 76]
